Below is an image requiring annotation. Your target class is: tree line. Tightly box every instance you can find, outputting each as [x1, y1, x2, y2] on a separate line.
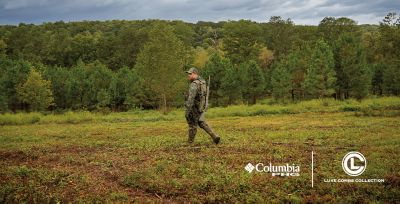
[0, 13, 399, 112]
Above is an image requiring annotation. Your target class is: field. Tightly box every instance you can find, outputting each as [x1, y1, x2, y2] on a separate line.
[1, 97, 400, 203]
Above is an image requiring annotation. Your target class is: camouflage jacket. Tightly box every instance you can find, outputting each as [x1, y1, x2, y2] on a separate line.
[185, 76, 207, 113]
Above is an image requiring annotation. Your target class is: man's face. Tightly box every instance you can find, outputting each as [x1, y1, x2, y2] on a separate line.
[187, 72, 198, 81]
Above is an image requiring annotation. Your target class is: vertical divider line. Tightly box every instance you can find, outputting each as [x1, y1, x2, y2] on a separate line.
[312, 151, 314, 188]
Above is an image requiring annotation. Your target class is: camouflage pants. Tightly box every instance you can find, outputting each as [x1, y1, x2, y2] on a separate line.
[185, 110, 218, 143]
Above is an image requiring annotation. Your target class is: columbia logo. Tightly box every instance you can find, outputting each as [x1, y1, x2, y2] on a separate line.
[245, 163, 255, 173]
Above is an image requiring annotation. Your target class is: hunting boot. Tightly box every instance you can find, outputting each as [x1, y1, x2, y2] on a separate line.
[199, 121, 220, 144]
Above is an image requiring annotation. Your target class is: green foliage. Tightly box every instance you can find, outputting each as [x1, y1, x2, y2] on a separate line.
[42, 27, 74, 67]
[378, 13, 400, 61]
[202, 54, 230, 106]
[16, 69, 54, 111]
[85, 61, 113, 109]
[318, 17, 358, 45]
[317, 16, 372, 100]
[65, 60, 89, 109]
[134, 22, 187, 113]
[270, 44, 314, 102]
[239, 60, 265, 104]
[43, 66, 70, 109]
[334, 33, 371, 99]
[196, 24, 224, 50]
[110, 66, 143, 110]
[222, 20, 263, 64]
[383, 62, 400, 95]
[303, 40, 336, 98]
[70, 31, 101, 64]
[271, 46, 311, 102]
[264, 16, 296, 56]
[172, 20, 196, 47]
[271, 60, 292, 102]
[96, 89, 111, 108]
[378, 13, 400, 96]
[99, 23, 149, 70]
[371, 63, 385, 95]
[219, 59, 241, 105]
[0, 69, 7, 112]
[0, 92, 7, 113]
[0, 38, 6, 58]
[0, 59, 31, 111]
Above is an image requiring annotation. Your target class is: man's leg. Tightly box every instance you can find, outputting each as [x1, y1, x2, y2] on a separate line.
[187, 120, 198, 144]
[198, 120, 220, 144]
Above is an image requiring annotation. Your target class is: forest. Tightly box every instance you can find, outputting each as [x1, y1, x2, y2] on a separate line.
[0, 13, 399, 113]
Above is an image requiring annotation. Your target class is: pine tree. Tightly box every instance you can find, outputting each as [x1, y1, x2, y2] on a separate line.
[220, 59, 241, 105]
[383, 62, 400, 95]
[303, 40, 336, 98]
[202, 53, 229, 106]
[17, 69, 54, 111]
[272, 49, 307, 102]
[379, 13, 400, 95]
[240, 60, 265, 104]
[271, 62, 292, 103]
[335, 33, 371, 99]
[371, 63, 385, 95]
[0, 85, 7, 112]
[96, 89, 111, 109]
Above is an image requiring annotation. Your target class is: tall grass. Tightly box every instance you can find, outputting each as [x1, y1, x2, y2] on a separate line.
[1, 97, 400, 126]
[0, 112, 42, 125]
[207, 97, 400, 118]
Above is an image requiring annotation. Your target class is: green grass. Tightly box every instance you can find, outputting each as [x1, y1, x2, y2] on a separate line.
[2, 97, 400, 126]
[0, 97, 399, 202]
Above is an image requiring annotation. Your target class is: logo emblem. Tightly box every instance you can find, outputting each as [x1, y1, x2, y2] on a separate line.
[342, 152, 366, 176]
[245, 163, 255, 173]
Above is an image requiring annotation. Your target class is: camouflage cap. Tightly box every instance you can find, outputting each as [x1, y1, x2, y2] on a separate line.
[185, 67, 199, 74]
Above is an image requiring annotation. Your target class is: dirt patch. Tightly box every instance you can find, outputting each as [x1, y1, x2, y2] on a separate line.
[0, 150, 38, 162]
[45, 145, 100, 154]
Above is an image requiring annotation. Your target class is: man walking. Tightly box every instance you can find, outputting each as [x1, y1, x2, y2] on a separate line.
[185, 67, 220, 144]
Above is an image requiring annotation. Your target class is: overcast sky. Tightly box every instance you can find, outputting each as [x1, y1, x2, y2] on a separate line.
[0, 0, 399, 25]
